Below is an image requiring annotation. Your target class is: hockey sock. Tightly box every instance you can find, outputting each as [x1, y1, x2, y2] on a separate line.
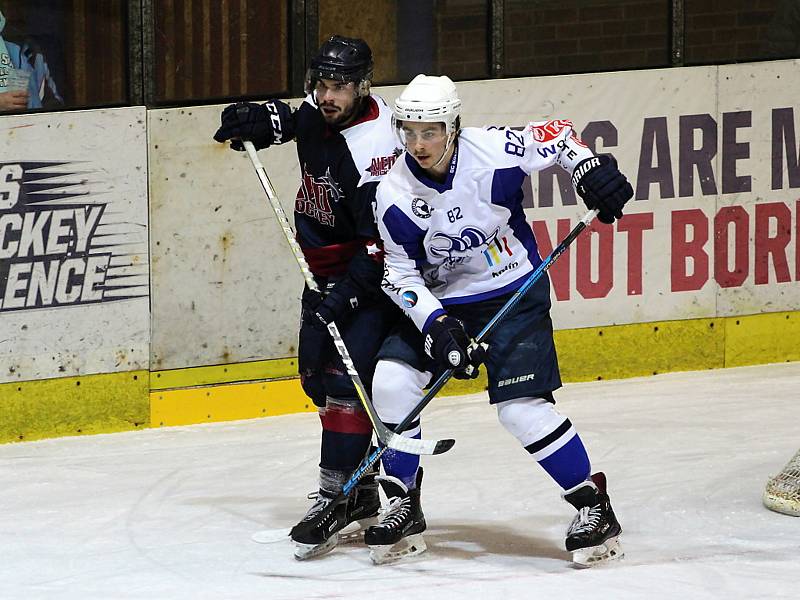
[497, 396, 591, 490]
[379, 420, 422, 490]
[536, 434, 591, 491]
[371, 360, 430, 490]
[318, 397, 373, 491]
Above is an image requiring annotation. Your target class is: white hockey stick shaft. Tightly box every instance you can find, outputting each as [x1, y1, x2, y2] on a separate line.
[242, 141, 454, 456]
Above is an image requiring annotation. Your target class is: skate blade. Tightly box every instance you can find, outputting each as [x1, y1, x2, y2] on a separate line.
[763, 491, 800, 516]
[369, 533, 427, 565]
[251, 528, 290, 544]
[294, 533, 339, 561]
[338, 516, 379, 545]
[571, 535, 623, 567]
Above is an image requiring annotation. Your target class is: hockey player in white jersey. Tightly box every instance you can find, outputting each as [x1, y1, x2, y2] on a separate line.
[366, 74, 632, 566]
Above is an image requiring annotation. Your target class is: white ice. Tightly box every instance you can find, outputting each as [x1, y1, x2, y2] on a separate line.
[1, 363, 798, 600]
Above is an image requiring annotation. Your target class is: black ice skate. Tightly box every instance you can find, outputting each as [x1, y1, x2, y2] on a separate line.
[364, 468, 427, 564]
[290, 470, 380, 560]
[343, 470, 381, 541]
[562, 472, 623, 567]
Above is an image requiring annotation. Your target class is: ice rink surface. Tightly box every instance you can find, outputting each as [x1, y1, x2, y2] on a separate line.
[2, 363, 798, 599]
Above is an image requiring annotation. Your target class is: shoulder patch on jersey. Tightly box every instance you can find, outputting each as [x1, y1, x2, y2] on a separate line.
[401, 290, 418, 308]
[411, 197, 432, 219]
[528, 119, 574, 143]
[366, 153, 399, 177]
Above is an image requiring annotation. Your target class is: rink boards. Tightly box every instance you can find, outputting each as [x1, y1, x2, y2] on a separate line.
[1, 60, 799, 441]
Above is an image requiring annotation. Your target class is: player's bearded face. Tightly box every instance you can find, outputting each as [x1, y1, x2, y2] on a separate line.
[315, 79, 359, 125]
[401, 122, 449, 170]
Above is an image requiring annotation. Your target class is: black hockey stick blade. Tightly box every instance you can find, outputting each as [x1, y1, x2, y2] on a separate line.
[433, 438, 456, 455]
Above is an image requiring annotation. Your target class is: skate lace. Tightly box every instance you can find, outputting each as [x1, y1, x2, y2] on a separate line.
[300, 492, 332, 523]
[569, 505, 601, 535]
[374, 495, 410, 530]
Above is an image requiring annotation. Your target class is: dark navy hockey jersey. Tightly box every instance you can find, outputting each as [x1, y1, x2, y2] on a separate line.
[291, 93, 403, 278]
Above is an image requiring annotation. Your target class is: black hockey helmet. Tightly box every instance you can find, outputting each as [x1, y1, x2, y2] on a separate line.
[306, 35, 374, 96]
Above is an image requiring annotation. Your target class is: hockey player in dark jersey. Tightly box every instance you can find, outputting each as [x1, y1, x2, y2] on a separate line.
[213, 35, 405, 560]
[366, 74, 632, 566]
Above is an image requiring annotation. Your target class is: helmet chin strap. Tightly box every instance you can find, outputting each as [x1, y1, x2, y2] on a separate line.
[431, 132, 457, 170]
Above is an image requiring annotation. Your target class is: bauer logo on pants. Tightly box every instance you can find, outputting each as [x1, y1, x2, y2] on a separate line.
[498, 373, 536, 387]
[0, 161, 149, 312]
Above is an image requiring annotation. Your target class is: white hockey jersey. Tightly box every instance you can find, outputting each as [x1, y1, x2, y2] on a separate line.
[375, 121, 594, 332]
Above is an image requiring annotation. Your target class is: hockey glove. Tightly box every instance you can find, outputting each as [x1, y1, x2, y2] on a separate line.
[306, 281, 360, 331]
[213, 100, 295, 151]
[572, 154, 633, 224]
[306, 247, 384, 330]
[424, 316, 488, 380]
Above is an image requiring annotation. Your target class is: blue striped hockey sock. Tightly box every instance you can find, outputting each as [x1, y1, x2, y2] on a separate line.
[379, 420, 421, 489]
[536, 433, 591, 490]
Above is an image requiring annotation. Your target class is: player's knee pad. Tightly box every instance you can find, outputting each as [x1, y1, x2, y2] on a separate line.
[372, 359, 431, 424]
[319, 397, 373, 474]
[319, 396, 372, 435]
[496, 396, 573, 455]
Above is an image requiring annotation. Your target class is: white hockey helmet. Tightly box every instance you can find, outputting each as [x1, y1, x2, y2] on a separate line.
[393, 74, 462, 137]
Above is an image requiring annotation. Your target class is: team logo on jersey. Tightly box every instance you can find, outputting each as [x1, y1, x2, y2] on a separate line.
[295, 166, 341, 226]
[429, 226, 500, 262]
[483, 236, 514, 268]
[528, 119, 574, 143]
[411, 198, 432, 219]
[401, 290, 418, 308]
[366, 154, 398, 177]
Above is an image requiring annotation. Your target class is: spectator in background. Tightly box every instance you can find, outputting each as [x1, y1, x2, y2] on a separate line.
[0, 8, 62, 112]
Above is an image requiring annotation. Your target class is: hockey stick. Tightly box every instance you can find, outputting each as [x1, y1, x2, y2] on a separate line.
[241, 140, 454, 456]
[338, 207, 600, 497]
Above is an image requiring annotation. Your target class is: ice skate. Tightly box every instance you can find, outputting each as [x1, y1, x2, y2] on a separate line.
[340, 469, 381, 543]
[365, 468, 427, 565]
[562, 472, 623, 567]
[289, 471, 380, 560]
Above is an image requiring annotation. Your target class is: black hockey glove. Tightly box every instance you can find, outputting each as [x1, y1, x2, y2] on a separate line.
[424, 316, 488, 380]
[213, 100, 294, 151]
[303, 247, 385, 331]
[572, 154, 634, 224]
[311, 281, 358, 330]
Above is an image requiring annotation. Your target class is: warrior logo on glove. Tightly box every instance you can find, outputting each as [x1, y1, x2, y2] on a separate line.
[571, 154, 634, 225]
